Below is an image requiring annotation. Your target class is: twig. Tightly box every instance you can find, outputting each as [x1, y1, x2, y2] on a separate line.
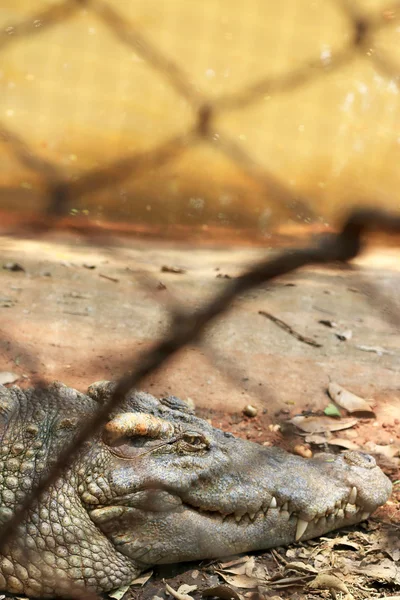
[258, 310, 322, 348]
[99, 273, 119, 283]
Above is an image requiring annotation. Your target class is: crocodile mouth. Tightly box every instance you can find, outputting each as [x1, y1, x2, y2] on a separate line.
[90, 484, 371, 544]
[184, 485, 370, 541]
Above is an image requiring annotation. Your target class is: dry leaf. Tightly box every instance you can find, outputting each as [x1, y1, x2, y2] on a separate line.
[308, 573, 350, 595]
[0, 372, 19, 385]
[320, 535, 360, 551]
[304, 433, 328, 445]
[177, 585, 197, 595]
[202, 585, 243, 600]
[291, 415, 358, 434]
[284, 561, 318, 574]
[109, 585, 130, 600]
[215, 572, 259, 589]
[221, 557, 255, 576]
[130, 570, 153, 586]
[219, 557, 250, 569]
[354, 559, 400, 583]
[326, 437, 360, 450]
[363, 441, 400, 458]
[328, 382, 374, 415]
[165, 583, 195, 600]
[372, 597, 400, 600]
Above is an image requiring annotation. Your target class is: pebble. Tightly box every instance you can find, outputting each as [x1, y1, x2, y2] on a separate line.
[243, 404, 258, 417]
[294, 444, 312, 458]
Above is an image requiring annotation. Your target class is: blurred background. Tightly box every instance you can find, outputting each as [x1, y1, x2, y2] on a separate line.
[1, 0, 400, 239]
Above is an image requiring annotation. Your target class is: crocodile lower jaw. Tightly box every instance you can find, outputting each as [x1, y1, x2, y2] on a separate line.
[184, 485, 370, 541]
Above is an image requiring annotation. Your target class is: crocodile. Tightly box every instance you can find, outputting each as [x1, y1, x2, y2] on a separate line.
[0, 380, 392, 598]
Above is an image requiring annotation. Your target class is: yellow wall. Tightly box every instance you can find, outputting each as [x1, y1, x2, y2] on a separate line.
[1, 0, 399, 231]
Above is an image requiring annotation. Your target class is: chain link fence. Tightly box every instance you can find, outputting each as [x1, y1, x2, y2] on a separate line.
[0, 0, 400, 597]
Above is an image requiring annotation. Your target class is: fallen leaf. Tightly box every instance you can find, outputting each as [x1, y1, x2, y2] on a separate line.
[161, 265, 186, 274]
[165, 582, 195, 600]
[326, 437, 360, 450]
[324, 403, 341, 417]
[219, 557, 255, 576]
[129, 570, 153, 586]
[336, 329, 352, 341]
[291, 415, 358, 434]
[373, 597, 400, 600]
[202, 585, 243, 600]
[328, 382, 374, 415]
[363, 441, 400, 458]
[320, 535, 360, 551]
[308, 573, 351, 595]
[215, 572, 259, 589]
[0, 372, 19, 385]
[304, 433, 328, 445]
[284, 561, 318, 574]
[219, 556, 250, 570]
[109, 585, 130, 599]
[353, 558, 400, 583]
[177, 585, 197, 595]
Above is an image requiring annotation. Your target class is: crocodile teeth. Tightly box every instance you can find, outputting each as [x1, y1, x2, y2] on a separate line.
[269, 497, 277, 508]
[295, 518, 309, 541]
[348, 486, 357, 505]
[360, 511, 370, 520]
[249, 512, 256, 521]
[235, 515, 242, 523]
[281, 502, 289, 512]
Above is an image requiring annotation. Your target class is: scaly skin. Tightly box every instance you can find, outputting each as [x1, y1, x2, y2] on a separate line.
[0, 381, 392, 598]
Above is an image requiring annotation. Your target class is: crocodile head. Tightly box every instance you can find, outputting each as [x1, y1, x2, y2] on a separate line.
[85, 382, 392, 564]
[0, 381, 392, 597]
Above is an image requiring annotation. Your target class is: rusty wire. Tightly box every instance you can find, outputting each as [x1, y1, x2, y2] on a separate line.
[1, 0, 400, 593]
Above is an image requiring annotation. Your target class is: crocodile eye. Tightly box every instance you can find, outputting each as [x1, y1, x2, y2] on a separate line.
[178, 431, 209, 452]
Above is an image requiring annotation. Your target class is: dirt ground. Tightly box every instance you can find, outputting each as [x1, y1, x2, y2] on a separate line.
[0, 230, 399, 600]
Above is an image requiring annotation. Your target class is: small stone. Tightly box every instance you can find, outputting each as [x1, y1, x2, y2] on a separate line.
[243, 404, 258, 418]
[3, 262, 25, 272]
[294, 444, 312, 458]
[336, 329, 352, 341]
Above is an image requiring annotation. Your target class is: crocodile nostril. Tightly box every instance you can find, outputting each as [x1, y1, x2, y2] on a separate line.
[343, 451, 376, 469]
